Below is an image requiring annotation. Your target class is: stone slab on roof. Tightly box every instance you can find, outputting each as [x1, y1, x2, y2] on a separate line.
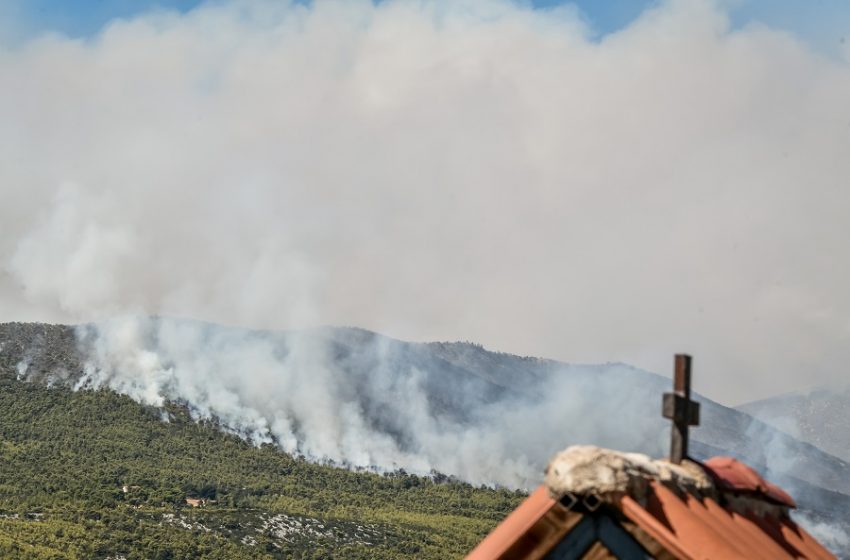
[544, 446, 714, 503]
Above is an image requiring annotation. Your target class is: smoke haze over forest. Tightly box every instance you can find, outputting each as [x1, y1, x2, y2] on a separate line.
[2, 0, 850, 405]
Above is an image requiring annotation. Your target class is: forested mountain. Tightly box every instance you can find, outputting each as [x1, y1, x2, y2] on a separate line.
[0, 371, 521, 559]
[1, 321, 848, 558]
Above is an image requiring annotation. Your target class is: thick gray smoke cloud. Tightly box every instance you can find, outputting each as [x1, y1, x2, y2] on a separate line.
[2, 0, 850, 405]
[0, 0, 850, 403]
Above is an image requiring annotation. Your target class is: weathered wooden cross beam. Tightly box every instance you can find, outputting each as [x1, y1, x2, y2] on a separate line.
[662, 354, 700, 464]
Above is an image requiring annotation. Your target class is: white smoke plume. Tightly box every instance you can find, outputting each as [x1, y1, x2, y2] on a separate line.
[70, 315, 670, 488]
[2, 0, 850, 405]
[64, 314, 848, 553]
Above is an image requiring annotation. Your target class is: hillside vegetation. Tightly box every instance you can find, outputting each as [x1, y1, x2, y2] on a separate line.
[2, 321, 847, 558]
[0, 372, 521, 559]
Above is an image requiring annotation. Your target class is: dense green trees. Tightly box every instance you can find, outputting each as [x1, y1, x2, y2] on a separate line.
[0, 373, 522, 559]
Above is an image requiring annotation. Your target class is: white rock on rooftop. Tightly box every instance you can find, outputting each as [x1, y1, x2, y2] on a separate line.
[544, 445, 713, 501]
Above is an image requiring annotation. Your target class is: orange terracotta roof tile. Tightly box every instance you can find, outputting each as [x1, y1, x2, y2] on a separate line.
[746, 511, 808, 557]
[779, 518, 837, 560]
[702, 456, 796, 507]
[647, 481, 751, 559]
[466, 486, 556, 560]
[764, 481, 796, 508]
[621, 494, 693, 560]
[683, 492, 775, 560]
[467, 453, 835, 560]
[701, 497, 792, 560]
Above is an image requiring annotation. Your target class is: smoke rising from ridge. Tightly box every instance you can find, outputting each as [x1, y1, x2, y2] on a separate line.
[73, 316, 670, 488]
[55, 316, 850, 553]
[2, 0, 850, 404]
[5, 317, 848, 551]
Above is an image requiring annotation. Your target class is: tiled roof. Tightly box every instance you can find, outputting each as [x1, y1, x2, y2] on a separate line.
[465, 486, 558, 560]
[702, 456, 796, 507]
[466, 448, 835, 560]
[632, 480, 832, 559]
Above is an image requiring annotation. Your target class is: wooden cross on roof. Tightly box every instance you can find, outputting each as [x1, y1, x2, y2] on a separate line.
[662, 354, 700, 464]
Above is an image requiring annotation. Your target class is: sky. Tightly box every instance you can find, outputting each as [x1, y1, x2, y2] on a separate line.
[1, 0, 850, 405]
[3, 0, 850, 53]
